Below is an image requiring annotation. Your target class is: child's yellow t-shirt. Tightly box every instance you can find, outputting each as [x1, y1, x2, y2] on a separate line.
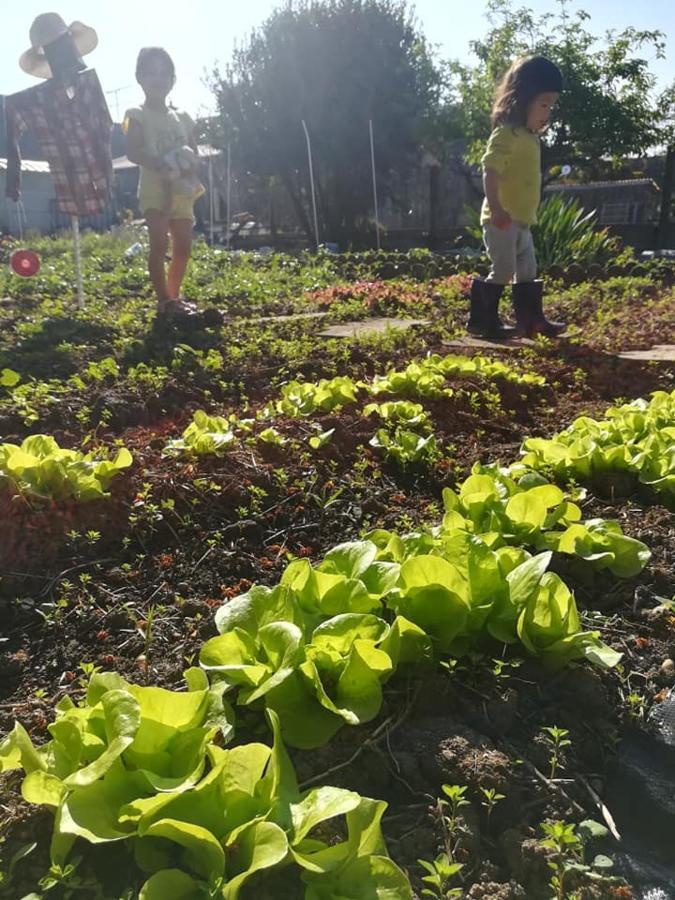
[480, 126, 541, 226]
[123, 105, 199, 218]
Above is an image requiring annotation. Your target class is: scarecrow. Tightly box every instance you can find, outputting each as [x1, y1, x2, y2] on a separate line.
[4, 13, 113, 304]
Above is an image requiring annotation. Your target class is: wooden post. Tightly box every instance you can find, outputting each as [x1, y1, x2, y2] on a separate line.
[429, 163, 441, 250]
[72, 215, 84, 308]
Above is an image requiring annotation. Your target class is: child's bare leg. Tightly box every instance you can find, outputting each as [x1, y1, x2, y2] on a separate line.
[167, 219, 193, 299]
[145, 210, 170, 307]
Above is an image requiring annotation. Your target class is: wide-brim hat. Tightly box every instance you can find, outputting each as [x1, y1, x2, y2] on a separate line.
[19, 12, 98, 79]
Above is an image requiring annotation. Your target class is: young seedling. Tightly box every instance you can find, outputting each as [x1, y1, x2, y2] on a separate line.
[439, 783, 470, 853]
[542, 725, 572, 780]
[539, 820, 582, 900]
[417, 853, 463, 899]
[539, 818, 615, 900]
[479, 786, 505, 830]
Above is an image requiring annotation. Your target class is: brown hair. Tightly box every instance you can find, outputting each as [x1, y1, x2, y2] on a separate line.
[135, 47, 176, 84]
[491, 56, 563, 128]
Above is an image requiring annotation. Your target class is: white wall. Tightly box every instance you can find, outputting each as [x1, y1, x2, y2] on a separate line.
[0, 171, 56, 234]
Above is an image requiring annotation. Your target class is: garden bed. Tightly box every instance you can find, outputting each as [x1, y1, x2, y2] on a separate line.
[1, 236, 674, 899]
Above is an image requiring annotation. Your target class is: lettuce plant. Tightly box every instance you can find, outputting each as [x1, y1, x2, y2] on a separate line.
[201, 542, 432, 748]
[0, 435, 132, 501]
[203, 530, 622, 750]
[521, 390, 675, 503]
[273, 376, 361, 417]
[0, 669, 233, 866]
[0, 684, 412, 898]
[164, 410, 237, 456]
[364, 400, 431, 428]
[439, 464, 650, 578]
[370, 361, 449, 399]
[369, 427, 439, 466]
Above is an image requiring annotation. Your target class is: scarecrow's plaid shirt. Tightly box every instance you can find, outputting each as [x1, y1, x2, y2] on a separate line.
[4, 69, 113, 216]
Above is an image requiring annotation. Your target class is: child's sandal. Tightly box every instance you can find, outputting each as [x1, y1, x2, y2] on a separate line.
[157, 298, 199, 319]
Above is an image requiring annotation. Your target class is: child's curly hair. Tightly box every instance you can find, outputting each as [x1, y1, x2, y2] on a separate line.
[491, 56, 563, 128]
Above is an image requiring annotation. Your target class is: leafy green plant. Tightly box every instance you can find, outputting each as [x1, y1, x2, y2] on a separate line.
[273, 376, 361, 417]
[522, 390, 675, 505]
[370, 361, 449, 399]
[201, 544, 432, 748]
[417, 853, 463, 898]
[479, 787, 505, 829]
[542, 726, 572, 780]
[532, 195, 619, 269]
[539, 819, 615, 900]
[369, 427, 439, 466]
[0, 435, 132, 501]
[164, 410, 237, 456]
[364, 400, 431, 428]
[258, 426, 288, 445]
[440, 463, 651, 578]
[0, 677, 412, 898]
[201, 537, 620, 750]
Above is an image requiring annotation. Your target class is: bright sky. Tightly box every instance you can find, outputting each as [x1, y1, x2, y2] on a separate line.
[1, 0, 673, 121]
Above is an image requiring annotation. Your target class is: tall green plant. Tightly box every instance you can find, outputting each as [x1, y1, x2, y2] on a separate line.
[532, 195, 617, 268]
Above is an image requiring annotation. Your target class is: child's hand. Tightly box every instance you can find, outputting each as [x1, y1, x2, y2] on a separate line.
[491, 207, 512, 230]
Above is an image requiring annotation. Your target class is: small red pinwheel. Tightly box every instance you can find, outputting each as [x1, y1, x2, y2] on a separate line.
[10, 249, 41, 277]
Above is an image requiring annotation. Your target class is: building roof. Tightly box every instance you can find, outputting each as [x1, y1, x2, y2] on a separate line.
[546, 178, 660, 193]
[2, 147, 220, 176]
[0, 157, 51, 174]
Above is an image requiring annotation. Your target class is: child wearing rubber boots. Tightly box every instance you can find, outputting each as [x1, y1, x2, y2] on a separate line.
[468, 56, 566, 339]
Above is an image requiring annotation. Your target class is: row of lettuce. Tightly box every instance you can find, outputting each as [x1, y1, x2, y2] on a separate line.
[1, 375, 673, 504]
[1, 352, 541, 499]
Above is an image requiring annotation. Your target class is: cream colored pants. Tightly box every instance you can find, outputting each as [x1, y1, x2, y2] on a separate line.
[483, 222, 537, 285]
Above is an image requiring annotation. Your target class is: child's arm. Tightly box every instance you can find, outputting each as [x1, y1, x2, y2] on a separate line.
[125, 118, 166, 173]
[483, 168, 512, 230]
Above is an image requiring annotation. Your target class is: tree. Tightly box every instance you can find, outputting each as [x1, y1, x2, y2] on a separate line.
[446, 0, 670, 178]
[207, 0, 441, 241]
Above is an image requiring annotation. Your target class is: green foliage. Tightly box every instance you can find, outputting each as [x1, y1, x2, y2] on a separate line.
[417, 853, 463, 898]
[533, 195, 618, 269]
[201, 541, 432, 748]
[165, 411, 237, 456]
[542, 725, 572, 780]
[446, 0, 670, 173]
[370, 353, 543, 399]
[273, 376, 361, 417]
[1, 368, 21, 387]
[364, 400, 431, 428]
[0, 435, 132, 502]
[539, 818, 615, 900]
[440, 463, 651, 578]
[202, 506, 626, 747]
[522, 389, 675, 504]
[209, 0, 441, 239]
[0, 683, 412, 897]
[369, 428, 439, 465]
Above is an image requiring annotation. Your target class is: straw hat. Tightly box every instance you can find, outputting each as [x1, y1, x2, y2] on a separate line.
[19, 12, 98, 79]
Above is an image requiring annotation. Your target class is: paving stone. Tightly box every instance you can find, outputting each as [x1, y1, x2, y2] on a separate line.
[226, 311, 328, 325]
[442, 335, 537, 351]
[318, 317, 429, 338]
[617, 345, 675, 362]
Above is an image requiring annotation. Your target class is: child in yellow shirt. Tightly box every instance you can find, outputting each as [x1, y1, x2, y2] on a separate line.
[124, 47, 204, 319]
[468, 56, 566, 339]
